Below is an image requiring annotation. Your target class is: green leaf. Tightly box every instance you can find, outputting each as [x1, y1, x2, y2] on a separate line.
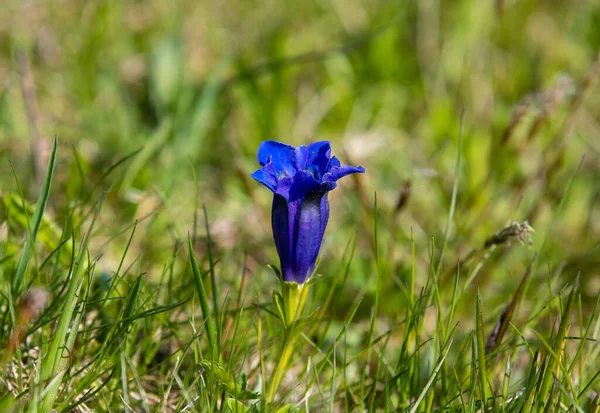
[201, 360, 240, 396]
[272, 291, 285, 323]
[274, 404, 297, 413]
[225, 398, 248, 413]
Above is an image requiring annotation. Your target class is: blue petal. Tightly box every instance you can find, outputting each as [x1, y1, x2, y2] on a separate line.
[306, 141, 332, 180]
[288, 170, 324, 201]
[271, 194, 294, 281]
[293, 145, 309, 170]
[273, 175, 293, 200]
[251, 163, 278, 192]
[323, 164, 365, 183]
[290, 193, 329, 283]
[327, 156, 341, 169]
[257, 141, 297, 177]
[272, 192, 330, 283]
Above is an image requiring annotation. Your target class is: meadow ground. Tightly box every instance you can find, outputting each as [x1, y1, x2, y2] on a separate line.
[1, 0, 600, 411]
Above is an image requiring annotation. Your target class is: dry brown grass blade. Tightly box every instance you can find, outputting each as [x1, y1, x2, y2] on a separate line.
[590, 393, 600, 413]
[485, 252, 537, 355]
[1, 288, 49, 366]
[393, 179, 412, 216]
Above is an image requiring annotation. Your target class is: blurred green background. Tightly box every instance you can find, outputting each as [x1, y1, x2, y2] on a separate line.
[1, 0, 599, 314]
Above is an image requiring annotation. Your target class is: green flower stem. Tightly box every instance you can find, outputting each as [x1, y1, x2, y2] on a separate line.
[266, 281, 310, 402]
[266, 333, 298, 402]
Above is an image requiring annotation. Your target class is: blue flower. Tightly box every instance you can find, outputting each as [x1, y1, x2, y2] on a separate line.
[252, 141, 365, 284]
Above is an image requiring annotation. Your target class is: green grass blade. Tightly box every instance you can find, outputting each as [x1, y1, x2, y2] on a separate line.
[409, 339, 453, 413]
[476, 288, 489, 408]
[39, 192, 105, 407]
[552, 373, 585, 413]
[188, 234, 217, 359]
[537, 277, 579, 408]
[436, 109, 464, 276]
[40, 266, 92, 412]
[12, 136, 57, 294]
[203, 206, 220, 346]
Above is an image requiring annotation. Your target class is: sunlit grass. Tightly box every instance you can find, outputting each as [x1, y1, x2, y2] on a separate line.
[1, 0, 599, 411]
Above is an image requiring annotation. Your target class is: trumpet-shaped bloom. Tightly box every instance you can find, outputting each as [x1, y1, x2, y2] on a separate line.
[252, 141, 365, 284]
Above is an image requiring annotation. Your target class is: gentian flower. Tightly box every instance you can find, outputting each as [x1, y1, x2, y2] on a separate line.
[252, 140, 365, 284]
